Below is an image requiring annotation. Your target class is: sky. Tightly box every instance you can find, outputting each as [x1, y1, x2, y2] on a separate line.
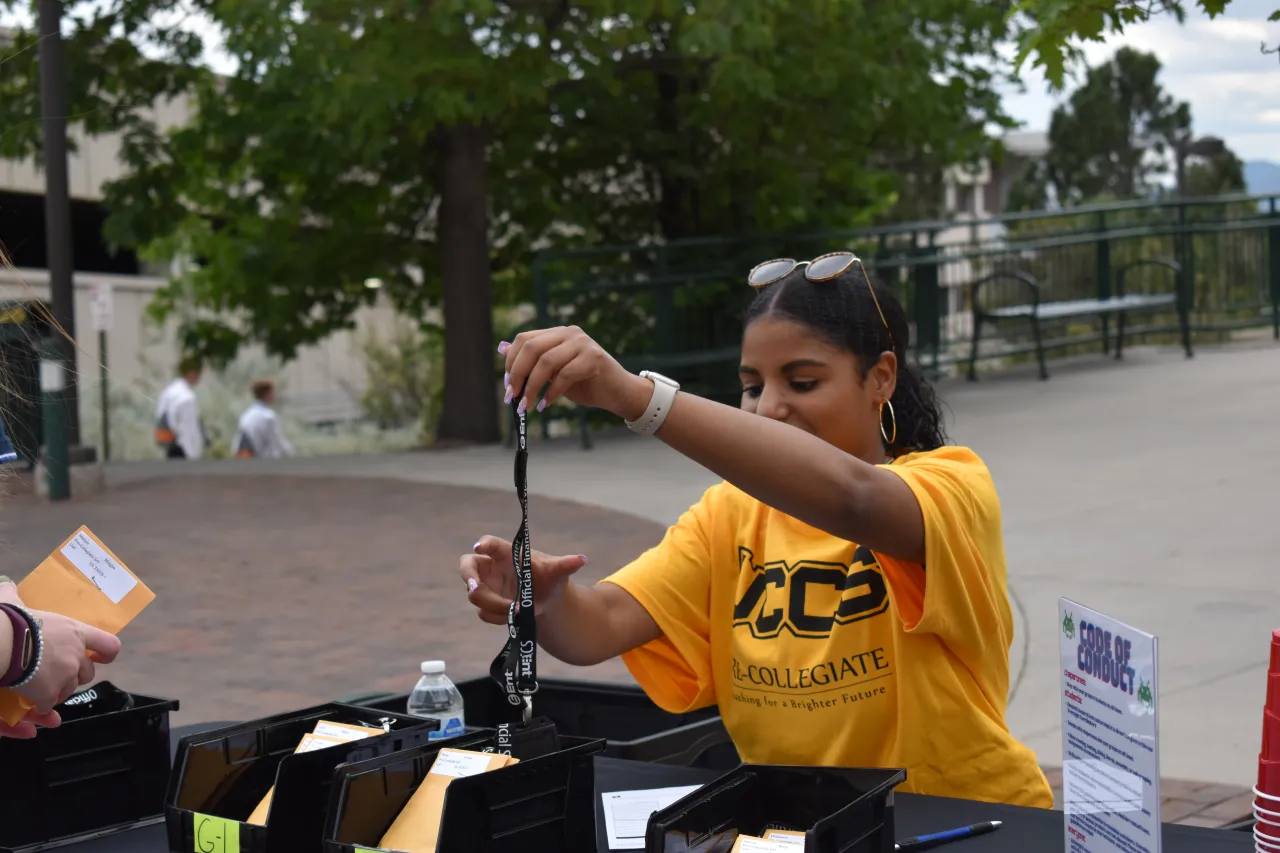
[1000, 0, 1280, 163]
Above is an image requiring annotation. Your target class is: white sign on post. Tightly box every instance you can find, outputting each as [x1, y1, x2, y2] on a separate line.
[1059, 599, 1160, 853]
[90, 281, 113, 333]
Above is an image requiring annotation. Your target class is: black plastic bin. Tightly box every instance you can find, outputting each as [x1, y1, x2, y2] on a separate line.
[0, 689, 178, 852]
[359, 677, 738, 769]
[165, 702, 432, 853]
[323, 722, 606, 853]
[644, 764, 906, 853]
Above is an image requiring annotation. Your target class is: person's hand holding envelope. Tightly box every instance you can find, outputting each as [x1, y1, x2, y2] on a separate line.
[0, 579, 120, 723]
[0, 526, 152, 734]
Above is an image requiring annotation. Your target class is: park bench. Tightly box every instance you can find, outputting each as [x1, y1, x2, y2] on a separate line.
[967, 258, 1192, 381]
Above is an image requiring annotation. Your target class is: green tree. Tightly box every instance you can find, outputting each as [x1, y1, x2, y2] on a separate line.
[1014, 1, 1279, 88]
[1005, 158, 1051, 212]
[1018, 47, 1189, 205]
[1183, 148, 1247, 197]
[1, 0, 1017, 442]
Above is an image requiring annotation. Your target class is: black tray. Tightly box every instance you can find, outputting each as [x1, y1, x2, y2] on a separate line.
[645, 764, 906, 852]
[0, 689, 178, 852]
[359, 677, 737, 769]
[324, 721, 606, 853]
[164, 702, 428, 853]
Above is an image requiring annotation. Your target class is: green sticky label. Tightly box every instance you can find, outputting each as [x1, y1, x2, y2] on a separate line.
[192, 812, 240, 853]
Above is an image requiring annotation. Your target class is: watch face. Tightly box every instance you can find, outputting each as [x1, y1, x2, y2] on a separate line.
[20, 628, 34, 670]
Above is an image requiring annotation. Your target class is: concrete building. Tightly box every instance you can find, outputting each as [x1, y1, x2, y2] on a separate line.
[942, 131, 1050, 221]
[0, 85, 396, 435]
[930, 131, 1051, 343]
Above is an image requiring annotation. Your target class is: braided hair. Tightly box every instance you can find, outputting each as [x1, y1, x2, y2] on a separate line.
[743, 266, 948, 455]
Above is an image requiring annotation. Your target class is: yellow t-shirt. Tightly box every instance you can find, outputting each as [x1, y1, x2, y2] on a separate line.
[604, 445, 1052, 808]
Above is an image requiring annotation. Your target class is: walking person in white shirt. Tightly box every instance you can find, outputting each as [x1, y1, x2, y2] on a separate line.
[233, 379, 293, 459]
[155, 356, 207, 460]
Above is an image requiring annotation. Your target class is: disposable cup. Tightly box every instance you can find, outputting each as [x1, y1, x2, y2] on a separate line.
[1267, 672, 1280, 713]
[1260, 758, 1280, 796]
[1265, 710, 1280, 761]
[1270, 630, 1280, 673]
[1256, 785, 1280, 805]
[1256, 829, 1280, 852]
[1256, 800, 1280, 821]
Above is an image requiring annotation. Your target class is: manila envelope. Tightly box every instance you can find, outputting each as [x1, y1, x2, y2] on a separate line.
[246, 720, 386, 825]
[0, 526, 154, 726]
[379, 748, 517, 853]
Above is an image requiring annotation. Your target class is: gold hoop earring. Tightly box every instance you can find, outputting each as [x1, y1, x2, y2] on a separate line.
[879, 400, 897, 446]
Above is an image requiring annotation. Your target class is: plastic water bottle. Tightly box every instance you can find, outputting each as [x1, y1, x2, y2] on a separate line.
[407, 660, 466, 740]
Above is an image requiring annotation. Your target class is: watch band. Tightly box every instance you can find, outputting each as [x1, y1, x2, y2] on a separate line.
[625, 371, 680, 437]
[0, 604, 28, 687]
[0, 603, 42, 689]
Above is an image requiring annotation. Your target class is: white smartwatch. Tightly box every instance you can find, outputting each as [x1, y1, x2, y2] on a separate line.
[625, 371, 680, 436]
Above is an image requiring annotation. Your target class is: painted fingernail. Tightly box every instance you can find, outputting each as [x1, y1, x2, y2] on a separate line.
[467, 578, 479, 593]
[497, 341, 510, 354]
[536, 398, 547, 413]
[503, 371, 509, 387]
[578, 555, 589, 564]
[504, 386, 514, 404]
[473, 541, 482, 552]
[517, 398, 527, 415]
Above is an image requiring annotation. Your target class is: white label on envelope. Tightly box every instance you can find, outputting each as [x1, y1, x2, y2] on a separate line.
[61, 531, 136, 604]
[429, 750, 494, 778]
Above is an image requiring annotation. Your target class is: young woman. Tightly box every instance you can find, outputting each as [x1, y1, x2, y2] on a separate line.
[460, 252, 1052, 807]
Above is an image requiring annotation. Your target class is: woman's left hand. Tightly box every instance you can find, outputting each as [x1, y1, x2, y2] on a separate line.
[0, 580, 63, 738]
[501, 326, 651, 419]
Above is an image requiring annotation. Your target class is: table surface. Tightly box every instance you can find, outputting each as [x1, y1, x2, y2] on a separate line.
[55, 725, 1254, 853]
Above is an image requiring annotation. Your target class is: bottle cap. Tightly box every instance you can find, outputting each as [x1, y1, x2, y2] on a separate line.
[420, 660, 446, 675]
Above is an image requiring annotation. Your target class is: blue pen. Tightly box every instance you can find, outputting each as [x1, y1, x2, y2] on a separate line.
[896, 820, 1002, 852]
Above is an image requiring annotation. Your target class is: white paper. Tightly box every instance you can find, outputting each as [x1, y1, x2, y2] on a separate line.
[601, 785, 702, 850]
[1059, 599, 1160, 853]
[762, 831, 806, 847]
[429, 749, 494, 779]
[296, 733, 346, 753]
[91, 281, 113, 332]
[61, 531, 137, 604]
[312, 721, 379, 741]
[737, 839, 797, 852]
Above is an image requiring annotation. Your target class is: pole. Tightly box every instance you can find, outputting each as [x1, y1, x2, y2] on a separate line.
[37, 0, 80, 447]
[99, 329, 109, 461]
[39, 338, 69, 501]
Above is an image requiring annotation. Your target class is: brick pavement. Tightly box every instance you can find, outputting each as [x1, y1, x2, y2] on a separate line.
[0, 470, 1256, 829]
[0, 472, 649, 724]
[1039, 767, 1254, 828]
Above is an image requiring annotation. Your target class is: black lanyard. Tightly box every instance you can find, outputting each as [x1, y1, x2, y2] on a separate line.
[489, 400, 537, 734]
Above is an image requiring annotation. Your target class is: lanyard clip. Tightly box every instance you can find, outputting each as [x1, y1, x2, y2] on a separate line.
[522, 694, 533, 725]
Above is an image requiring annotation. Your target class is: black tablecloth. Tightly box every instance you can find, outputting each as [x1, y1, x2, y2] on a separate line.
[57, 725, 1254, 852]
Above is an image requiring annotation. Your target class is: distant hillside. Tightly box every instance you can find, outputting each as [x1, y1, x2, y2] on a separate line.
[1245, 161, 1280, 196]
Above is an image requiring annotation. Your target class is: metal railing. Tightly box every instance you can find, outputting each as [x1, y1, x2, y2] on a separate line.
[531, 194, 1280, 382]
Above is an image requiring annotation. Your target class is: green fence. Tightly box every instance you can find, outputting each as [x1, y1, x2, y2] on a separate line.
[531, 194, 1280, 392]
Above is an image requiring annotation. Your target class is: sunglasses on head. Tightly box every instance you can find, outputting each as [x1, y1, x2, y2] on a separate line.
[747, 251, 893, 346]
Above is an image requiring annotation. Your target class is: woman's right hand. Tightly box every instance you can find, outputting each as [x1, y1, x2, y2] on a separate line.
[459, 536, 588, 625]
[15, 612, 121, 715]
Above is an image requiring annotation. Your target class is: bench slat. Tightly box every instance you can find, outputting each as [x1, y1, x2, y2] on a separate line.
[986, 293, 1176, 320]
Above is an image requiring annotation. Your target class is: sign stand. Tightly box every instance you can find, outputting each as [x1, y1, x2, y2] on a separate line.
[1059, 598, 1161, 853]
[91, 282, 112, 462]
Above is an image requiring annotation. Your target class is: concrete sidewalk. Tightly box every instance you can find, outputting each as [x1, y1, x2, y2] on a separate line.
[106, 340, 1280, 790]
